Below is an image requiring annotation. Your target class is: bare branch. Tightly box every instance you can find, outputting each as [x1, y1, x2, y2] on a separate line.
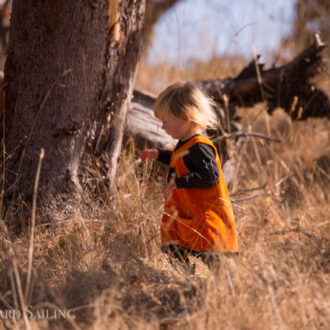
[212, 132, 281, 144]
[231, 183, 267, 196]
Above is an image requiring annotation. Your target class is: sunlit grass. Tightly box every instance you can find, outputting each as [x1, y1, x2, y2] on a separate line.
[0, 101, 329, 329]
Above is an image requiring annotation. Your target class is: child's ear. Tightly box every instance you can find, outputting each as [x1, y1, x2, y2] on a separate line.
[182, 113, 190, 121]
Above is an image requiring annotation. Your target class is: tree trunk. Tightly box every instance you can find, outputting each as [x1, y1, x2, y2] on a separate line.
[1, 0, 145, 220]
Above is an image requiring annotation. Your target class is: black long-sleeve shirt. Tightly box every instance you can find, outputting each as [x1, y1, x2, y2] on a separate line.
[157, 135, 219, 189]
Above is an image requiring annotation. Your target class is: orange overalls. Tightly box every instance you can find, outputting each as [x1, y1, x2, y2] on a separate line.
[161, 136, 238, 252]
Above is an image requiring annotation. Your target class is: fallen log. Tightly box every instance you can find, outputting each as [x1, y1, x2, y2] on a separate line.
[196, 33, 329, 120]
[126, 34, 329, 150]
[126, 89, 176, 149]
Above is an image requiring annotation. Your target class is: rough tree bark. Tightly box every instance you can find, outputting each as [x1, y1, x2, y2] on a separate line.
[1, 0, 145, 220]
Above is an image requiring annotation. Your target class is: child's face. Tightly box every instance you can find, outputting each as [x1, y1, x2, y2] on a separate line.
[161, 112, 198, 140]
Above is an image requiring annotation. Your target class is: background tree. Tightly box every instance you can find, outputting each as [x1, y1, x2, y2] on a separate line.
[1, 0, 145, 221]
[144, 0, 180, 51]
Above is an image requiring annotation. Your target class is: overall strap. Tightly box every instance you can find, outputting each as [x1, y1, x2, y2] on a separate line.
[170, 136, 218, 167]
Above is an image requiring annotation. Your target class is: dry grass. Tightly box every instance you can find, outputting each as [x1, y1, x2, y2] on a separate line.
[1, 2, 329, 328]
[1, 45, 330, 328]
[0, 102, 329, 329]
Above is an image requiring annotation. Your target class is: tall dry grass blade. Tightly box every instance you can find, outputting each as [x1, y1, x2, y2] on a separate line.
[267, 284, 284, 330]
[24, 148, 44, 302]
[9, 268, 19, 319]
[223, 94, 231, 134]
[6, 272, 20, 330]
[12, 258, 31, 330]
[249, 126, 263, 168]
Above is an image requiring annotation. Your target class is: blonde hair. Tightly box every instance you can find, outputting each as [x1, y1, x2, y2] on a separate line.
[154, 82, 219, 130]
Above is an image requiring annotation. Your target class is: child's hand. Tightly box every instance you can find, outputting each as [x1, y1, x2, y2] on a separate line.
[140, 149, 159, 163]
[163, 180, 177, 195]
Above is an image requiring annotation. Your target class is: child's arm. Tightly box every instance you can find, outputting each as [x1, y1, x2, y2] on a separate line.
[176, 143, 219, 189]
[140, 149, 158, 163]
[140, 149, 172, 165]
[157, 149, 172, 165]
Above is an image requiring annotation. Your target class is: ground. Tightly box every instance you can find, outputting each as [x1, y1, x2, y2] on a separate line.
[0, 103, 329, 329]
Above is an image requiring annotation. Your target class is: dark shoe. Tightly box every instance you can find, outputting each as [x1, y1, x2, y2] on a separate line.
[161, 244, 190, 264]
[198, 252, 220, 274]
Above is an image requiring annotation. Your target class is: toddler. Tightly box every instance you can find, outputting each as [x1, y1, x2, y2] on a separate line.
[140, 82, 238, 269]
